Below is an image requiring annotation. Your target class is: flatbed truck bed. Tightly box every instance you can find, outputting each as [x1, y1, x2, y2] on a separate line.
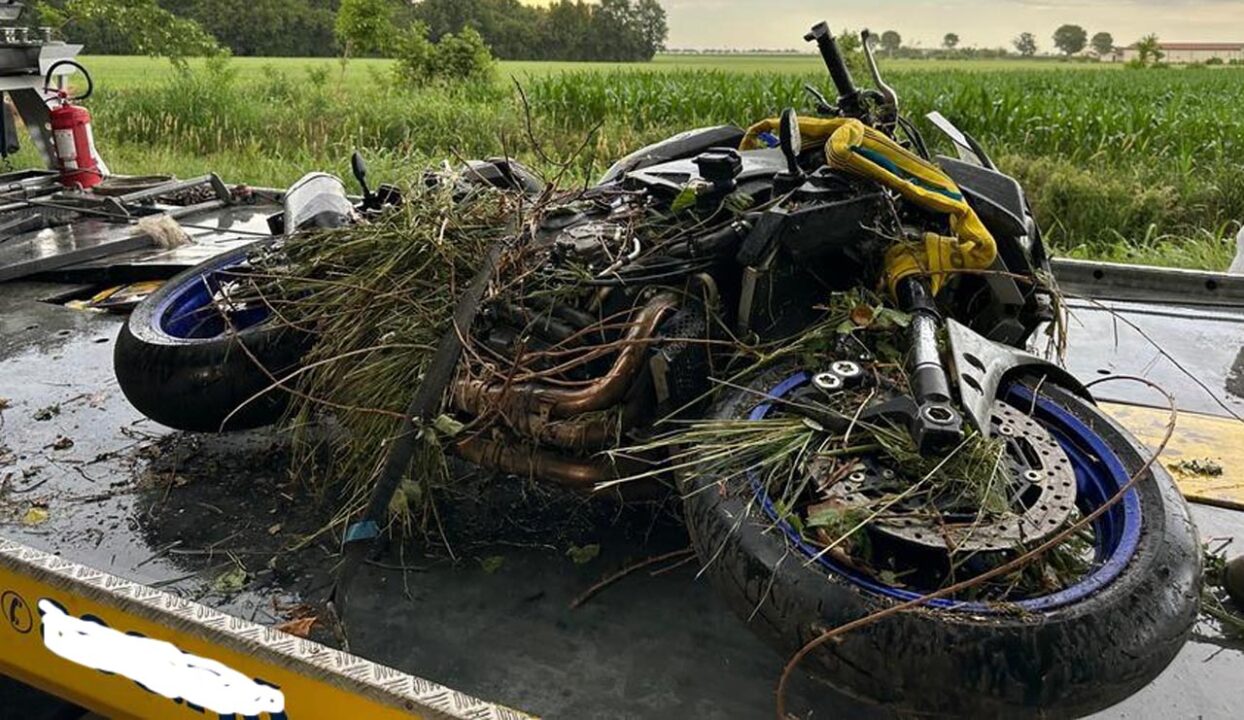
[2, 252, 1244, 718]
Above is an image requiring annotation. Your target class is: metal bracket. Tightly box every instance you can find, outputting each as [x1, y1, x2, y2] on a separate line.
[946, 318, 1091, 437]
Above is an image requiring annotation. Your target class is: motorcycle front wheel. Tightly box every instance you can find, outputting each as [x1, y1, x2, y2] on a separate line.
[682, 364, 1201, 718]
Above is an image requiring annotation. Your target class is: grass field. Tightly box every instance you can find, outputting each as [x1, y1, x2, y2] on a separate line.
[77, 53, 1118, 86]
[38, 53, 1244, 269]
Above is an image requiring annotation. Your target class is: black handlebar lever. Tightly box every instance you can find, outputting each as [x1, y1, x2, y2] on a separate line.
[804, 22, 865, 118]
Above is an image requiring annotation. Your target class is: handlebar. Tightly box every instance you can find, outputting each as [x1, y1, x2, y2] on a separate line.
[804, 22, 861, 114]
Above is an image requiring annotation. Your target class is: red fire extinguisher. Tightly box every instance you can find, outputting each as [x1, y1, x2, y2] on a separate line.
[44, 60, 104, 189]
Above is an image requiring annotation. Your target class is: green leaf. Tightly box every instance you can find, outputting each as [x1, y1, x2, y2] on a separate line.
[432, 414, 465, 438]
[388, 478, 423, 515]
[479, 556, 505, 574]
[671, 185, 698, 213]
[566, 543, 601, 565]
[806, 508, 840, 529]
[213, 567, 248, 594]
[774, 500, 805, 534]
[21, 506, 49, 527]
[875, 339, 902, 362]
[724, 191, 755, 213]
[876, 307, 911, 329]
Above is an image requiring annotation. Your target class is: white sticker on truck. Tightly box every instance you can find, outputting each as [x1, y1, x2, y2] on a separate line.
[39, 599, 287, 717]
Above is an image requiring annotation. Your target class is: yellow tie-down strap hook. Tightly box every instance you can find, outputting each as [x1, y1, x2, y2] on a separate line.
[741, 116, 998, 296]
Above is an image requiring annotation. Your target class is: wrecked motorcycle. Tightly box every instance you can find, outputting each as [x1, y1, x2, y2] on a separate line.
[115, 21, 1200, 718]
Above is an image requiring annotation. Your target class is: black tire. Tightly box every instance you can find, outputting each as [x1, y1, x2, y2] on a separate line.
[114, 240, 312, 432]
[682, 365, 1201, 718]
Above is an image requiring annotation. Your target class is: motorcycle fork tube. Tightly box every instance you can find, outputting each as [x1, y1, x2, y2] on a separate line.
[899, 278, 952, 407]
[896, 277, 964, 451]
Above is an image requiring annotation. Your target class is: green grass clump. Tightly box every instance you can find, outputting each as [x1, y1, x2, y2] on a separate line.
[255, 183, 520, 530]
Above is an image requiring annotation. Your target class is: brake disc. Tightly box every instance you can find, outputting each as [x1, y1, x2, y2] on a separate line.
[820, 400, 1079, 553]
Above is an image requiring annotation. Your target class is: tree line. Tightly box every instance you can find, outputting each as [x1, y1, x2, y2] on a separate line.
[34, 0, 669, 62]
[870, 26, 1119, 60]
[412, 0, 668, 62]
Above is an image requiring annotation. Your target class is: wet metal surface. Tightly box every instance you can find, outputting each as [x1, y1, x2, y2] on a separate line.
[58, 203, 277, 280]
[0, 219, 154, 282]
[1, 281, 1243, 718]
[0, 200, 279, 283]
[1053, 299, 1244, 419]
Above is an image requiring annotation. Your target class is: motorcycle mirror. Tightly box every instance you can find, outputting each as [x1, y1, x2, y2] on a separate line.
[779, 108, 803, 176]
[351, 151, 374, 202]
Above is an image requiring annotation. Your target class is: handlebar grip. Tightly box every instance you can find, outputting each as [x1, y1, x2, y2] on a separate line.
[804, 22, 858, 103]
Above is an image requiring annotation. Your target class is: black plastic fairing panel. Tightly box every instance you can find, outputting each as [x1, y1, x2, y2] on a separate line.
[937, 156, 1027, 240]
[1, 99, 19, 158]
[624, 148, 789, 194]
[598, 125, 747, 186]
[937, 155, 1034, 307]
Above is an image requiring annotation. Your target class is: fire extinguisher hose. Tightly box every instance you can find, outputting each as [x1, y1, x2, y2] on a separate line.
[44, 59, 93, 102]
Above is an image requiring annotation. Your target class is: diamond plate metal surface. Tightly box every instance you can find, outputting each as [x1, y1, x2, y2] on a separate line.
[0, 537, 532, 720]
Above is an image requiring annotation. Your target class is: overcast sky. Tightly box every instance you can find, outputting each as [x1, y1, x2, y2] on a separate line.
[639, 1, 1244, 50]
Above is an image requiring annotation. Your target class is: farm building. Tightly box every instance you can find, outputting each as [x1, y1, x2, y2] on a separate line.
[1112, 41, 1244, 63]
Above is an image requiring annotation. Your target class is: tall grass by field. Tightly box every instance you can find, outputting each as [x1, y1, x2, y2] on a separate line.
[67, 54, 1244, 269]
[79, 53, 1113, 88]
[526, 67, 1244, 265]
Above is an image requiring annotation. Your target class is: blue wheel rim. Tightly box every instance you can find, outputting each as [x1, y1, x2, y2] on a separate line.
[746, 372, 1142, 612]
[154, 253, 273, 340]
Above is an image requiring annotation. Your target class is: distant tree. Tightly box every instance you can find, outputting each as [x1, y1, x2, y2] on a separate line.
[942, 33, 959, 50]
[838, 28, 862, 54]
[38, 0, 220, 64]
[1091, 31, 1115, 57]
[335, 0, 398, 59]
[1013, 32, 1038, 57]
[1135, 34, 1164, 64]
[394, 21, 495, 85]
[393, 21, 436, 84]
[434, 26, 496, 81]
[1052, 24, 1088, 56]
[593, 0, 635, 61]
[184, 0, 338, 57]
[411, 0, 666, 62]
[634, 0, 669, 59]
[540, 1, 595, 61]
[880, 30, 902, 55]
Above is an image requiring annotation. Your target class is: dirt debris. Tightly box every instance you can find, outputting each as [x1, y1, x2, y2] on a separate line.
[33, 404, 60, 421]
[1173, 458, 1225, 477]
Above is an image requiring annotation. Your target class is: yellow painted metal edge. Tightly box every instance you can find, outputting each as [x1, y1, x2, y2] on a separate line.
[0, 538, 534, 720]
[1103, 402, 1244, 511]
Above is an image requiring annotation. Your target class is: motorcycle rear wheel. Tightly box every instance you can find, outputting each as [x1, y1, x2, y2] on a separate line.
[114, 239, 304, 432]
[682, 364, 1201, 718]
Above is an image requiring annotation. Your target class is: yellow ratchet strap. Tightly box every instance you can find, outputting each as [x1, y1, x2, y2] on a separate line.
[741, 117, 997, 296]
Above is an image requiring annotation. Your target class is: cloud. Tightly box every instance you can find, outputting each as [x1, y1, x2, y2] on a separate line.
[653, 0, 1244, 49]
